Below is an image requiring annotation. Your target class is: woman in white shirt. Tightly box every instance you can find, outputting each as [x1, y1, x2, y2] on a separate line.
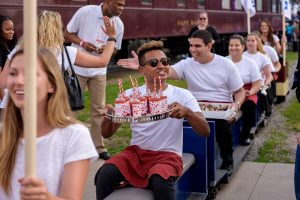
[259, 20, 282, 54]
[227, 35, 261, 145]
[0, 48, 98, 199]
[244, 32, 273, 117]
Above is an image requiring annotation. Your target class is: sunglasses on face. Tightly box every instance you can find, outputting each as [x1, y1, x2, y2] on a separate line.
[199, 18, 207, 20]
[142, 58, 170, 68]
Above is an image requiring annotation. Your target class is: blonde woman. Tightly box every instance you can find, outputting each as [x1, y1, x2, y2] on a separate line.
[244, 32, 273, 117]
[0, 48, 98, 199]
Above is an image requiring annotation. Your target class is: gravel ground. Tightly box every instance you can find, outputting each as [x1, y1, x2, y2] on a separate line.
[245, 77, 298, 162]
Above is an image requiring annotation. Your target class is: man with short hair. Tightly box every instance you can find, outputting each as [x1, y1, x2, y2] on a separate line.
[65, 0, 126, 160]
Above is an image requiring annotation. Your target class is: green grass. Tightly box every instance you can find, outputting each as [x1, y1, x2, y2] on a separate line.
[283, 98, 300, 132]
[255, 94, 300, 163]
[286, 52, 298, 64]
[255, 128, 291, 163]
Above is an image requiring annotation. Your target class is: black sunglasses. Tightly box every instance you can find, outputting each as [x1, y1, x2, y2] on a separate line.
[199, 17, 207, 20]
[142, 58, 170, 68]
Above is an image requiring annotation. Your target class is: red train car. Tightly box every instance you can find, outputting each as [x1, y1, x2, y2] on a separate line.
[0, 0, 282, 56]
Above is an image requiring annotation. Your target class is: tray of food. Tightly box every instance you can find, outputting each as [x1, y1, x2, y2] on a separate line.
[106, 77, 173, 123]
[199, 102, 236, 119]
[105, 109, 172, 123]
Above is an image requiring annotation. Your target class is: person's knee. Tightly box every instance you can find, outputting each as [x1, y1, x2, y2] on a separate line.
[94, 164, 120, 186]
[149, 174, 175, 200]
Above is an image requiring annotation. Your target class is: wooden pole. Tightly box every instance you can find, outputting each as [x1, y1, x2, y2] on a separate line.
[247, 8, 251, 34]
[24, 0, 37, 177]
[282, 9, 286, 66]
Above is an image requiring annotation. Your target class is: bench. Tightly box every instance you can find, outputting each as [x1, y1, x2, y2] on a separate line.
[104, 153, 195, 200]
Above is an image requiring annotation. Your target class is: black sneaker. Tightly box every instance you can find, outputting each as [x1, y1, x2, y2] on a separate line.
[241, 138, 251, 146]
[226, 164, 233, 177]
[220, 163, 234, 177]
[99, 152, 110, 160]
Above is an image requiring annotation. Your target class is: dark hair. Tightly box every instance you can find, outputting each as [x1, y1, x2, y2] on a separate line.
[0, 15, 18, 53]
[137, 40, 164, 66]
[229, 34, 245, 46]
[190, 30, 212, 45]
[259, 20, 275, 47]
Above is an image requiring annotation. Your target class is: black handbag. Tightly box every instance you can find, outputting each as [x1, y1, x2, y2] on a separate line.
[61, 46, 84, 110]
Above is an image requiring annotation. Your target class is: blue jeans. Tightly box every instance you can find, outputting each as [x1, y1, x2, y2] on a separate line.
[295, 145, 300, 200]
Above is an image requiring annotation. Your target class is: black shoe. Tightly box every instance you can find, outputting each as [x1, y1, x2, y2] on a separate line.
[241, 138, 251, 146]
[99, 152, 110, 160]
[220, 163, 234, 177]
[226, 164, 233, 177]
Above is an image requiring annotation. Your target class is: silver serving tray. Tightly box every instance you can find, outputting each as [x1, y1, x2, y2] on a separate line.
[105, 109, 172, 123]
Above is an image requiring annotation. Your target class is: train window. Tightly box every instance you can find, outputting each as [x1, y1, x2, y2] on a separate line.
[257, 0, 262, 11]
[234, 0, 242, 10]
[272, 0, 277, 13]
[177, 0, 186, 7]
[222, 0, 230, 9]
[197, 0, 205, 7]
[141, 0, 152, 4]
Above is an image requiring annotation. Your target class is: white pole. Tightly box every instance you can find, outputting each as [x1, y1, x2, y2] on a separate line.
[282, 9, 286, 66]
[247, 8, 251, 34]
[24, 0, 37, 177]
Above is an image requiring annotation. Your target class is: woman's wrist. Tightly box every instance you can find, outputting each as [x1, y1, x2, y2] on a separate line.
[107, 36, 116, 42]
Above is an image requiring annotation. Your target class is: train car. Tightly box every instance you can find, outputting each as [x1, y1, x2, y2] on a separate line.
[1, 0, 283, 57]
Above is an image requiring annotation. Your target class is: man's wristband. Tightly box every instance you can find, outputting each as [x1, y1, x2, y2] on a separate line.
[107, 37, 116, 42]
[80, 40, 85, 47]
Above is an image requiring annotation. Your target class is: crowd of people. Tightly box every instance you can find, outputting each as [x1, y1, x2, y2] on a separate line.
[0, 0, 299, 199]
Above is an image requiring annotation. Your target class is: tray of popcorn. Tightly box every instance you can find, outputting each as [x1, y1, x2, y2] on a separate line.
[199, 102, 236, 120]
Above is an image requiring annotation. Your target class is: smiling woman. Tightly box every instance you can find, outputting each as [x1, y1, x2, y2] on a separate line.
[0, 48, 98, 199]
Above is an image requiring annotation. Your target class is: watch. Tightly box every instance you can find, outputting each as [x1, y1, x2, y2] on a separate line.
[107, 37, 116, 42]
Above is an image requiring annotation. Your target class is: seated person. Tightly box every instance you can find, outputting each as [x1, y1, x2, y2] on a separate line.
[227, 35, 262, 145]
[94, 40, 210, 200]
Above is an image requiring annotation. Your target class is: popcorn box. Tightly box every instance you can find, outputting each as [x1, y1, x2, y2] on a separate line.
[198, 102, 235, 119]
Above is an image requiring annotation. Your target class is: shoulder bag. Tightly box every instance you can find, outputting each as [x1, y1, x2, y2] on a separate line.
[61, 46, 84, 110]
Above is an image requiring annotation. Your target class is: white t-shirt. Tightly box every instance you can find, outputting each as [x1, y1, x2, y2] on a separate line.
[227, 55, 262, 84]
[172, 55, 243, 102]
[264, 34, 280, 46]
[243, 51, 270, 72]
[125, 84, 201, 156]
[7, 46, 77, 70]
[1, 46, 77, 108]
[67, 4, 124, 76]
[0, 123, 98, 200]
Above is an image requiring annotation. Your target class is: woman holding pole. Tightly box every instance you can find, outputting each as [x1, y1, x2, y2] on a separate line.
[0, 48, 98, 199]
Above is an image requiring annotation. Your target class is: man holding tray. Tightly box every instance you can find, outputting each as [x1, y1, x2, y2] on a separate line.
[95, 40, 210, 200]
[118, 30, 245, 176]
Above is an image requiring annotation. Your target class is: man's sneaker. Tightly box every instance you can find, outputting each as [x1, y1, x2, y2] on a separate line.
[220, 163, 234, 177]
[99, 152, 110, 160]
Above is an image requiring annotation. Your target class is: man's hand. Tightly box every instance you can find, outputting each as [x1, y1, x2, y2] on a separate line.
[117, 51, 139, 69]
[82, 41, 97, 53]
[169, 102, 191, 119]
